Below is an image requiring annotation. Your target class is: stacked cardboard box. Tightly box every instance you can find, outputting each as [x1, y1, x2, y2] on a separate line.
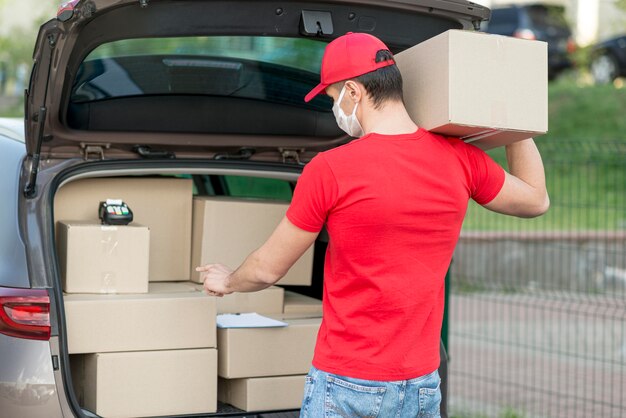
[57, 177, 322, 415]
[57, 221, 150, 294]
[66, 283, 219, 418]
[72, 349, 217, 418]
[283, 291, 323, 316]
[193, 283, 285, 314]
[216, 315, 321, 411]
[57, 178, 221, 417]
[191, 196, 313, 286]
[55, 177, 193, 282]
[218, 375, 306, 412]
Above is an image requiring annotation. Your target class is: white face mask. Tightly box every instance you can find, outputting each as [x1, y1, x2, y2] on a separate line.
[332, 84, 364, 138]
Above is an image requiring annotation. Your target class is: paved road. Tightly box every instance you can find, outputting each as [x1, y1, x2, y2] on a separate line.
[448, 293, 626, 418]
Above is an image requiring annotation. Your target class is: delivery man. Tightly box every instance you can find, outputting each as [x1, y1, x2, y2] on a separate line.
[197, 32, 549, 417]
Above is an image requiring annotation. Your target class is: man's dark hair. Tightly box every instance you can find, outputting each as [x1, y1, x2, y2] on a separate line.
[354, 50, 404, 109]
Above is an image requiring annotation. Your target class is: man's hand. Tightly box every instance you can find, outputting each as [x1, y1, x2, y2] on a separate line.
[196, 264, 234, 297]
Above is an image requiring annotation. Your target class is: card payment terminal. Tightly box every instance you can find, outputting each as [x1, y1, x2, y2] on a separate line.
[99, 199, 134, 225]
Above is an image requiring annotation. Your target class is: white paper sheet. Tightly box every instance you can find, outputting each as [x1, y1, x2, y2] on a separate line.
[216, 312, 288, 329]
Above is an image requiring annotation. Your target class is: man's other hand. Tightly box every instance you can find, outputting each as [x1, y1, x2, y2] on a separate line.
[196, 264, 234, 297]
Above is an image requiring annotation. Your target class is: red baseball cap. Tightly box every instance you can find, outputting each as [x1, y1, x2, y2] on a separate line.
[304, 32, 395, 102]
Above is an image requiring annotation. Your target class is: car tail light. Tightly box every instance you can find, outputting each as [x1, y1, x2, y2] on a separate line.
[0, 287, 50, 341]
[513, 29, 537, 41]
[57, 0, 80, 22]
[567, 38, 577, 54]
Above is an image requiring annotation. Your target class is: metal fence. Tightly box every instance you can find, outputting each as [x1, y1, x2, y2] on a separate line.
[448, 140, 626, 418]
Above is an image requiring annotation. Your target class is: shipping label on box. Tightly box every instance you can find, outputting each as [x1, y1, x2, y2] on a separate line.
[395, 30, 548, 150]
[54, 177, 193, 282]
[64, 289, 216, 354]
[218, 375, 306, 411]
[191, 197, 313, 286]
[217, 316, 321, 378]
[57, 222, 150, 294]
[78, 349, 217, 417]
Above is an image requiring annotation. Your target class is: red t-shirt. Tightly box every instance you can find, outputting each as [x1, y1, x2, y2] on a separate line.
[286, 128, 505, 380]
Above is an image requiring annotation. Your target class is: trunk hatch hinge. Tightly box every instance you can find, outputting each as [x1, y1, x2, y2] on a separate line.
[279, 148, 305, 165]
[80, 142, 110, 160]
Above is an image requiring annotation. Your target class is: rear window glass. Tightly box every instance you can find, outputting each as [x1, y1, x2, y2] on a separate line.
[71, 36, 329, 110]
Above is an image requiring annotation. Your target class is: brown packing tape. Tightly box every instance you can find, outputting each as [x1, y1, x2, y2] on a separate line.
[99, 226, 119, 293]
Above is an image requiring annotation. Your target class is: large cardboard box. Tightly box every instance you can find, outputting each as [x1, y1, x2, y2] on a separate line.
[218, 375, 306, 411]
[395, 30, 548, 150]
[283, 291, 323, 316]
[64, 284, 216, 353]
[75, 349, 217, 417]
[193, 284, 284, 314]
[191, 197, 313, 286]
[217, 316, 321, 378]
[57, 222, 150, 294]
[54, 177, 193, 282]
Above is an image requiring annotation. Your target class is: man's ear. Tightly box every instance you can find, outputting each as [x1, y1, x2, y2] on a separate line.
[344, 80, 363, 103]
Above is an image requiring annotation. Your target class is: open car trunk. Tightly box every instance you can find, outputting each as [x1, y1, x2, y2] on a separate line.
[52, 162, 327, 417]
[21, 0, 491, 416]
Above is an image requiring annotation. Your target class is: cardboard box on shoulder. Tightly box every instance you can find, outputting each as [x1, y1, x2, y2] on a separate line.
[75, 349, 217, 417]
[217, 316, 321, 378]
[218, 375, 306, 411]
[191, 197, 313, 286]
[54, 177, 193, 282]
[395, 30, 548, 150]
[57, 222, 150, 294]
[64, 283, 216, 354]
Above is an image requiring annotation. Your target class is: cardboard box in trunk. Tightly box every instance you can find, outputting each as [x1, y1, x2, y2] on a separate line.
[218, 375, 306, 411]
[217, 316, 321, 378]
[191, 197, 313, 286]
[395, 30, 548, 150]
[283, 291, 323, 316]
[54, 177, 193, 282]
[57, 222, 150, 294]
[193, 283, 284, 314]
[148, 281, 198, 294]
[76, 349, 217, 417]
[64, 284, 216, 353]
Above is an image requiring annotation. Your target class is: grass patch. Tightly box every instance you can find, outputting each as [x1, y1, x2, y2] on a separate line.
[543, 74, 626, 141]
[464, 75, 626, 231]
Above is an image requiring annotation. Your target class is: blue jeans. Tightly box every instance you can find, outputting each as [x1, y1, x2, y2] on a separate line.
[299, 366, 441, 418]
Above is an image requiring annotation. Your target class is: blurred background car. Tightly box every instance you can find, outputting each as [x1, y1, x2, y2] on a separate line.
[483, 3, 576, 80]
[590, 34, 626, 84]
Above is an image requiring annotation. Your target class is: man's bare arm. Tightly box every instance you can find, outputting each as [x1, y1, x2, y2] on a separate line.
[483, 138, 550, 218]
[197, 217, 318, 296]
